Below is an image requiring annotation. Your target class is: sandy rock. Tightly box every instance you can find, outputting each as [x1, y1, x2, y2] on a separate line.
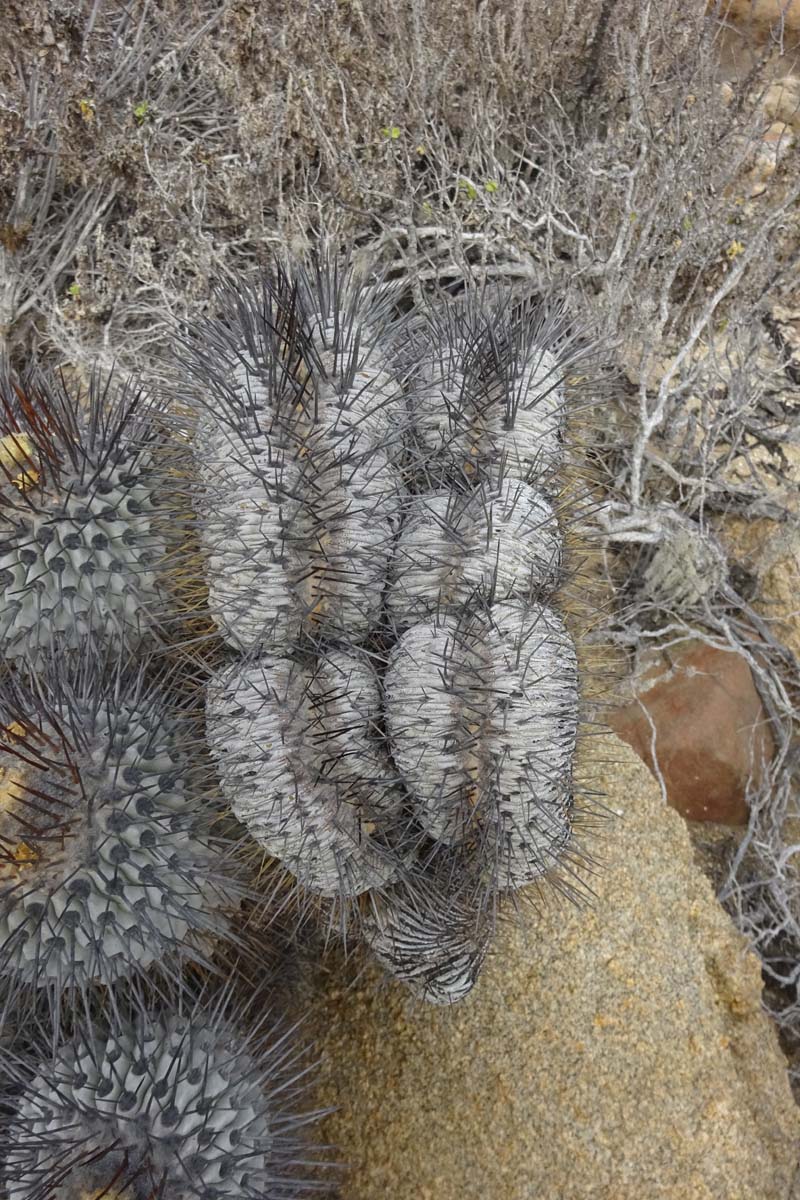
[763, 75, 800, 128]
[607, 640, 774, 824]
[305, 734, 799, 1200]
[748, 120, 796, 194]
[720, 514, 800, 658]
[714, 0, 800, 39]
[759, 536, 800, 658]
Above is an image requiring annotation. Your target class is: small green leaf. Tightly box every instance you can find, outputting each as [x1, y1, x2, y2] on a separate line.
[133, 100, 150, 125]
[68, 282, 81, 298]
[484, 179, 498, 194]
[459, 179, 477, 201]
[381, 125, 401, 139]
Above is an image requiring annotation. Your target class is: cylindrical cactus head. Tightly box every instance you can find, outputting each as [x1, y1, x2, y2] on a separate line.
[206, 648, 407, 906]
[289, 252, 409, 453]
[2, 987, 325, 1200]
[0, 647, 240, 1007]
[196, 437, 403, 654]
[297, 445, 401, 640]
[408, 289, 576, 491]
[384, 601, 579, 889]
[183, 255, 409, 653]
[387, 472, 562, 625]
[363, 871, 492, 1005]
[182, 269, 307, 460]
[292, 250, 404, 357]
[0, 368, 177, 663]
[184, 252, 408, 463]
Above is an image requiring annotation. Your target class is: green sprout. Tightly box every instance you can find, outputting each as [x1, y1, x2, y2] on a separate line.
[381, 125, 401, 140]
[133, 100, 151, 126]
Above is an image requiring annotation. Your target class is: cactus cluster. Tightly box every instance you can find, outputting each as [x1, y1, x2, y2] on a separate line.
[0, 365, 329, 1197]
[0, 251, 591, 1195]
[191, 259, 584, 1004]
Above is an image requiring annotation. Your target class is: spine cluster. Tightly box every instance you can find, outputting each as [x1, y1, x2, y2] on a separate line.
[0, 655, 235, 1000]
[0, 371, 168, 663]
[189, 267, 407, 652]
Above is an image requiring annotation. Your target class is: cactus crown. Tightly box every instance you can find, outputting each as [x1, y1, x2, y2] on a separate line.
[0, 370, 173, 663]
[0, 647, 240, 1012]
[2, 987, 322, 1200]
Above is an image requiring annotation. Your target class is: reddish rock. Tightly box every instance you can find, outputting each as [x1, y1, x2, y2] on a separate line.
[607, 640, 775, 824]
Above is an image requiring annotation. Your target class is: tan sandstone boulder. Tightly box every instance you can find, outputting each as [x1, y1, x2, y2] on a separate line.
[721, 511, 800, 661]
[715, 0, 800, 38]
[305, 734, 799, 1200]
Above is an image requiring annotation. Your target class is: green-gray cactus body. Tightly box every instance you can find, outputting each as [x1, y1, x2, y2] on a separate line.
[364, 879, 491, 1005]
[206, 650, 403, 898]
[387, 476, 562, 623]
[0, 654, 237, 999]
[3, 1000, 318, 1200]
[191, 260, 585, 1002]
[0, 373, 170, 663]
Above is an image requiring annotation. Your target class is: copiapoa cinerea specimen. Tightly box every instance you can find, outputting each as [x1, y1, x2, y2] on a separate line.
[1, 984, 326, 1200]
[187, 255, 588, 1004]
[362, 872, 492, 1006]
[0, 644, 243, 1023]
[184, 261, 408, 654]
[0, 368, 185, 664]
[206, 647, 405, 901]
